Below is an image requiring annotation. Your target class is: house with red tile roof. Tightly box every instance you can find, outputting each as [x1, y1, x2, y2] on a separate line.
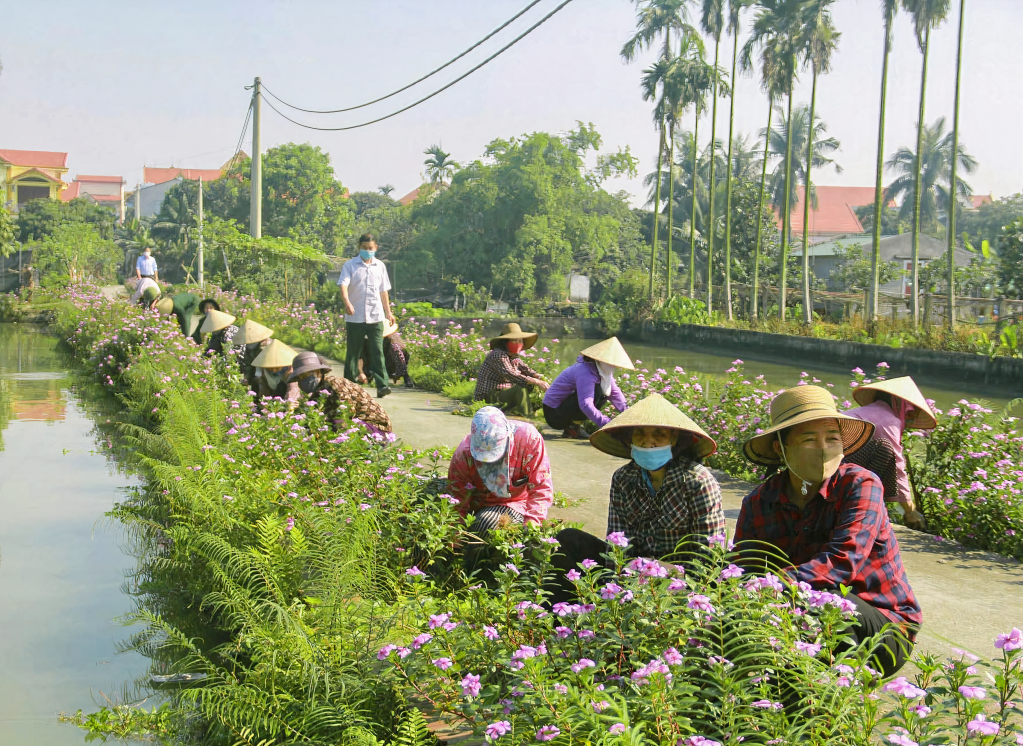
[775, 185, 892, 242]
[0, 149, 70, 212]
[968, 194, 993, 209]
[399, 182, 447, 206]
[62, 174, 126, 221]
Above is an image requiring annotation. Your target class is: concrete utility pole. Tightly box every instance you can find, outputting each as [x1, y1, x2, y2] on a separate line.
[198, 176, 205, 288]
[134, 182, 141, 222]
[250, 77, 262, 239]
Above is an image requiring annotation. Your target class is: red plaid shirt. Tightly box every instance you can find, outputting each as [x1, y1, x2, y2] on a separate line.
[473, 349, 543, 400]
[734, 463, 921, 638]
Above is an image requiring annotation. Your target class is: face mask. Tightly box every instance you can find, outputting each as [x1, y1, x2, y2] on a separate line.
[144, 251, 151, 257]
[506, 342, 524, 356]
[298, 375, 321, 394]
[631, 444, 674, 472]
[777, 434, 844, 496]
[263, 368, 284, 388]
[359, 249, 376, 261]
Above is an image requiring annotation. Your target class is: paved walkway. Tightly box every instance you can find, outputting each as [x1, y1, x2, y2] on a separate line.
[372, 386, 1023, 662]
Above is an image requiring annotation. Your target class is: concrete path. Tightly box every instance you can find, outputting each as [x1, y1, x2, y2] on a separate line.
[100, 284, 127, 300]
[373, 387, 1023, 662]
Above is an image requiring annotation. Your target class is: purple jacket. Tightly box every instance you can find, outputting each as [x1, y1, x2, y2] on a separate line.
[543, 355, 627, 427]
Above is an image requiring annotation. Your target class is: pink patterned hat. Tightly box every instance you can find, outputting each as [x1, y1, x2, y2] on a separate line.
[469, 407, 512, 463]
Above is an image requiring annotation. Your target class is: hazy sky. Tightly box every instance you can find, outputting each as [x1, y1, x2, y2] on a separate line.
[1, 0, 1020, 207]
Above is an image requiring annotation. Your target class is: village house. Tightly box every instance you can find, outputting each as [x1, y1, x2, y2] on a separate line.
[61, 174, 126, 222]
[0, 149, 69, 212]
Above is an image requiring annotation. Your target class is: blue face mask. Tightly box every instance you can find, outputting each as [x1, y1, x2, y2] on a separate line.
[359, 249, 376, 261]
[631, 444, 673, 471]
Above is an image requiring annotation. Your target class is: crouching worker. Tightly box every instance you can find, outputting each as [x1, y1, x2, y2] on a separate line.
[201, 308, 241, 358]
[547, 394, 724, 603]
[235, 320, 275, 391]
[734, 385, 922, 677]
[448, 407, 553, 574]
[473, 323, 549, 416]
[287, 351, 393, 436]
[542, 336, 631, 439]
[251, 339, 301, 408]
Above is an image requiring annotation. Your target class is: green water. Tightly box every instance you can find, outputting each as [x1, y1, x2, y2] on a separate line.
[542, 338, 1015, 414]
[0, 325, 148, 744]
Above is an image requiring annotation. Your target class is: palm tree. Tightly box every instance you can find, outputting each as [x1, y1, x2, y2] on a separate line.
[378, 184, 395, 196]
[423, 145, 458, 184]
[866, 1, 900, 322]
[623, 0, 694, 297]
[902, 0, 951, 326]
[727, 133, 761, 180]
[797, 0, 840, 325]
[766, 104, 841, 213]
[883, 118, 976, 239]
[699, 0, 725, 313]
[743, 0, 805, 320]
[152, 188, 198, 256]
[945, 0, 967, 329]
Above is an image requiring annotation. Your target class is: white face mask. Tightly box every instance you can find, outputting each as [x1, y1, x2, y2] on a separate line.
[778, 434, 844, 496]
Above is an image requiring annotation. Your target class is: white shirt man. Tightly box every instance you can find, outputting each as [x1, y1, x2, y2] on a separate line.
[136, 249, 158, 280]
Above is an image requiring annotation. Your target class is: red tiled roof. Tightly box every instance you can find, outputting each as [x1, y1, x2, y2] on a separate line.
[144, 166, 224, 185]
[399, 182, 447, 206]
[970, 194, 992, 209]
[775, 186, 895, 236]
[60, 182, 82, 201]
[75, 174, 124, 183]
[0, 149, 68, 168]
[90, 194, 122, 203]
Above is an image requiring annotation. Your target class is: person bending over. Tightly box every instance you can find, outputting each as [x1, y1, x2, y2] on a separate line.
[287, 351, 392, 435]
[542, 336, 631, 439]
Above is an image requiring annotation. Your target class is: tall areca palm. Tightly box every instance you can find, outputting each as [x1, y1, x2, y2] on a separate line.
[766, 104, 841, 212]
[868, 0, 899, 322]
[797, 0, 840, 325]
[378, 184, 395, 196]
[945, 0, 967, 329]
[623, 0, 694, 298]
[423, 146, 458, 184]
[699, 0, 725, 312]
[902, 0, 951, 326]
[743, 0, 805, 320]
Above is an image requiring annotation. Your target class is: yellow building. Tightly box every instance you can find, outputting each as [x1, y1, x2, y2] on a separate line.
[0, 149, 69, 212]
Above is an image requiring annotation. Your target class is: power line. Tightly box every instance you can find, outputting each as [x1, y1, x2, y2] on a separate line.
[261, 0, 545, 114]
[226, 99, 253, 171]
[259, 0, 575, 133]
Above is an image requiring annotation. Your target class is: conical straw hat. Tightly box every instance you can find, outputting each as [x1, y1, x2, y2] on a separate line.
[383, 319, 399, 338]
[852, 376, 937, 430]
[252, 339, 298, 369]
[590, 393, 717, 460]
[580, 337, 634, 370]
[743, 385, 874, 466]
[200, 308, 236, 334]
[154, 297, 174, 315]
[235, 319, 274, 345]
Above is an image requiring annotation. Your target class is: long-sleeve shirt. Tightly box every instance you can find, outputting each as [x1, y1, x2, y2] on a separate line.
[447, 421, 553, 525]
[310, 374, 392, 433]
[847, 401, 912, 505]
[607, 460, 725, 558]
[255, 367, 301, 406]
[130, 277, 159, 305]
[543, 355, 627, 427]
[734, 463, 921, 638]
[338, 256, 390, 324]
[474, 349, 543, 401]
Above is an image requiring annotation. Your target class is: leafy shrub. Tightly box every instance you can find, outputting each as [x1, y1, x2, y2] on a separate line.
[442, 379, 476, 402]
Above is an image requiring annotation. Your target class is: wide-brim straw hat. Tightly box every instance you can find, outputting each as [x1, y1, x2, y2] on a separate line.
[200, 309, 236, 334]
[852, 376, 937, 430]
[287, 351, 333, 382]
[489, 322, 538, 350]
[383, 320, 399, 338]
[580, 337, 634, 370]
[235, 319, 274, 346]
[743, 385, 875, 466]
[154, 297, 174, 315]
[590, 393, 718, 460]
[252, 339, 297, 369]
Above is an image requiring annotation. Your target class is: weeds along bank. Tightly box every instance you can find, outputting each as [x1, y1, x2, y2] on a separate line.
[51, 287, 1023, 745]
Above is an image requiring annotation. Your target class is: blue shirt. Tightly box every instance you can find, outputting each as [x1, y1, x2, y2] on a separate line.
[337, 256, 390, 324]
[136, 254, 158, 276]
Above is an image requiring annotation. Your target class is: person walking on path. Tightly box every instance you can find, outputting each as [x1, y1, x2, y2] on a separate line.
[734, 385, 921, 677]
[846, 377, 937, 531]
[135, 247, 159, 282]
[447, 406, 553, 572]
[252, 339, 301, 408]
[287, 351, 392, 435]
[543, 336, 632, 438]
[234, 319, 274, 391]
[473, 323, 549, 416]
[548, 394, 724, 602]
[338, 233, 396, 399]
[358, 321, 414, 387]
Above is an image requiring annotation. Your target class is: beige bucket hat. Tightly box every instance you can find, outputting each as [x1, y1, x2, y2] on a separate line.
[590, 393, 717, 460]
[579, 337, 635, 370]
[154, 297, 174, 315]
[743, 385, 875, 466]
[252, 339, 298, 369]
[235, 319, 274, 346]
[200, 309, 236, 334]
[489, 322, 538, 350]
[383, 319, 399, 338]
[852, 376, 937, 430]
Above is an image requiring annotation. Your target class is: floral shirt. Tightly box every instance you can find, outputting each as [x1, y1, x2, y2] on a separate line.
[734, 463, 922, 638]
[310, 374, 392, 433]
[447, 421, 553, 525]
[607, 460, 725, 558]
[474, 349, 544, 400]
[206, 325, 241, 357]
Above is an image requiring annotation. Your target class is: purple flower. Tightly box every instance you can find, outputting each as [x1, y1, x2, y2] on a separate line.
[503, 563, 520, 576]
[687, 594, 715, 614]
[885, 734, 918, 746]
[566, 569, 581, 581]
[966, 714, 999, 736]
[535, 725, 560, 742]
[428, 613, 450, 629]
[405, 566, 426, 577]
[683, 738, 722, 746]
[600, 583, 623, 600]
[580, 559, 598, 570]
[609, 723, 626, 735]
[483, 625, 500, 640]
[795, 641, 822, 657]
[958, 685, 987, 699]
[555, 626, 573, 639]
[411, 633, 433, 649]
[571, 658, 596, 673]
[607, 532, 629, 548]
[377, 644, 396, 660]
[461, 673, 481, 697]
[883, 677, 927, 699]
[485, 720, 511, 741]
[719, 564, 744, 580]
[432, 657, 453, 671]
[752, 700, 783, 710]
[997, 628, 1023, 651]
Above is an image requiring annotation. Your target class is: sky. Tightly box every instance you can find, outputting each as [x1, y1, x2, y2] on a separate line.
[1, 0, 1021, 207]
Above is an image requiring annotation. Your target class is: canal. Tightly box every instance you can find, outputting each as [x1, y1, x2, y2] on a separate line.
[0, 324, 148, 744]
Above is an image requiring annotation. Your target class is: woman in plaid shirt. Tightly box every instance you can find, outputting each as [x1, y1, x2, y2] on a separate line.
[473, 323, 549, 416]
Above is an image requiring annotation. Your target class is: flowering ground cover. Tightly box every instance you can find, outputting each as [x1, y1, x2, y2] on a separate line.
[47, 286, 1023, 745]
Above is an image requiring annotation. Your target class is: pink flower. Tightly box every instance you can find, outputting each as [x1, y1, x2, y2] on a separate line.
[687, 594, 715, 614]
[483, 625, 500, 640]
[607, 532, 629, 548]
[377, 644, 396, 660]
[966, 714, 999, 736]
[571, 658, 596, 673]
[719, 564, 744, 580]
[883, 677, 926, 698]
[997, 628, 1023, 651]
[461, 673, 481, 697]
[405, 566, 426, 577]
[411, 633, 433, 649]
[566, 569, 581, 581]
[958, 685, 986, 699]
[432, 657, 453, 670]
[428, 613, 450, 629]
[885, 734, 918, 746]
[535, 725, 560, 742]
[609, 724, 626, 735]
[485, 721, 511, 741]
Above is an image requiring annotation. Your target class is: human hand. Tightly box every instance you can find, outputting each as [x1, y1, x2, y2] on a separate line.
[535, 380, 550, 392]
[904, 509, 927, 531]
[345, 301, 355, 316]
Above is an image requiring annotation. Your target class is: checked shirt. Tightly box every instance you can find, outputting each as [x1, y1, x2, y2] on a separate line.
[607, 460, 725, 558]
[473, 349, 544, 401]
[312, 374, 393, 434]
[734, 463, 922, 638]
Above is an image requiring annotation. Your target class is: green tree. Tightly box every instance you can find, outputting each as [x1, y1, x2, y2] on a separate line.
[997, 217, 1023, 298]
[423, 145, 458, 184]
[902, 0, 951, 326]
[32, 222, 121, 284]
[378, 184, 395, 196]
[765, 103, 841, 214]
[828, 242, 902, 292]
[854, 203, 906, 236]
[960, 193, 1023, 253]
[944, 0, 967, 328]
[15, 197, 116, 244]
[349, 191, 397, 217]
[0, 207, 17, 259]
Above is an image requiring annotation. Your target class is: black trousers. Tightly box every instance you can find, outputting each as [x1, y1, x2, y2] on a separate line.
[543, 384, 608, 430]
[464, 505, 524, 577]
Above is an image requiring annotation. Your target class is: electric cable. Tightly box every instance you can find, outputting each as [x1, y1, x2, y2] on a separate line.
[226, 99, 254, 171]
[259, 0, 575, 132]
[261, 0, 545, 114]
